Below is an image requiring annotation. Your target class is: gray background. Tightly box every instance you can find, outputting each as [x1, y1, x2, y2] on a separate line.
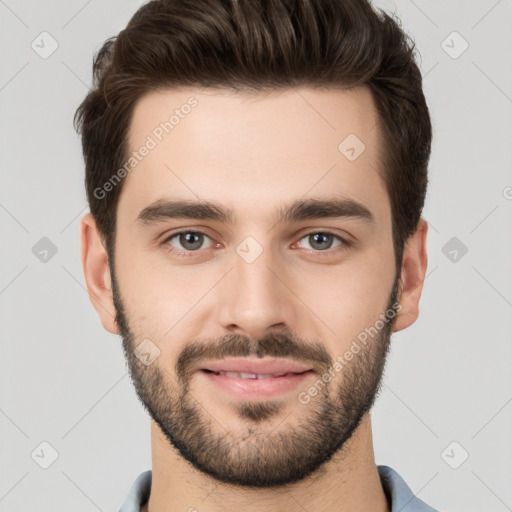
[1, 0, 511, 510]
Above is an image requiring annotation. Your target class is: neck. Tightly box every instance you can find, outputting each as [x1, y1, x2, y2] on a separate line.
[143, 413, 389, 512]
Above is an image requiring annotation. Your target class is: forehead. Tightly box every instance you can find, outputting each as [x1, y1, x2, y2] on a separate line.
[119, 85, 389, 226]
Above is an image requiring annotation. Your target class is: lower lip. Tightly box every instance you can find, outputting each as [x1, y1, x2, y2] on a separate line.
[199, 370, 315, 399]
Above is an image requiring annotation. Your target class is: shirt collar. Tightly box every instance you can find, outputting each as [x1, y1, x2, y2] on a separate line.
[119, 465, 438, 512]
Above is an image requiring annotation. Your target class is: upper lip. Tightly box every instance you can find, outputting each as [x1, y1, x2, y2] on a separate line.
[199, 358, 313, 375]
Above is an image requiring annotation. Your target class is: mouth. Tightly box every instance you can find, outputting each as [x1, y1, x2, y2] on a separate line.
[198, 357, 313, 375]
[196, 358, 315, 398]
[201, 369, 311, 379]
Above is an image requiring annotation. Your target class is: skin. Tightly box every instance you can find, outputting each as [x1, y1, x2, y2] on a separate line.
[80, 85, 428, 512]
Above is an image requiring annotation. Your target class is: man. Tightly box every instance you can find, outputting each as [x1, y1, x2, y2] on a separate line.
[76, 0, 437, 510]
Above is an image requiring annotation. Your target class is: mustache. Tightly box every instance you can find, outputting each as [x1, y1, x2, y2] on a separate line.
[175, 332, 333, 382]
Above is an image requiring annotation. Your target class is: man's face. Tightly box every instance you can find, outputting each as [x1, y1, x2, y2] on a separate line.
[110, 86, 400, 487]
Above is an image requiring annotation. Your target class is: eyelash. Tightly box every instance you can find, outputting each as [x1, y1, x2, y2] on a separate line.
[162, 229, 352, 258]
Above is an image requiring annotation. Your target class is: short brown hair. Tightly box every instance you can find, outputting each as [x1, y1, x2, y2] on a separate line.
[74, 0, 432, 277]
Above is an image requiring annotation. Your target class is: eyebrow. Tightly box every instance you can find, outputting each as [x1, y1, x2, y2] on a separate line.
[136, 197, 375, 227]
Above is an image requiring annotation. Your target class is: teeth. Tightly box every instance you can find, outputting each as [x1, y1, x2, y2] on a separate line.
[215, 371, 292, 379]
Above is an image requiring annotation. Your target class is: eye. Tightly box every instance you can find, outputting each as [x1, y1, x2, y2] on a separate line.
[163, 230, 213, 256]
[161, 229, 352, 259]
[296, 231, 350, 253]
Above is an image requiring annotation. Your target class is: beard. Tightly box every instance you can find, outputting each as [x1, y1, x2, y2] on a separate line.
[111, 265, 400, 488]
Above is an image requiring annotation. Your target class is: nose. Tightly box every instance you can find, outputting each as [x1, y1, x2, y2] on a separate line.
[216, 244, 296, 340]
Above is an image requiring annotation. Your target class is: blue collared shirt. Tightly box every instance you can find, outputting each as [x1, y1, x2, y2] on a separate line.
[119, 465, 439, 511]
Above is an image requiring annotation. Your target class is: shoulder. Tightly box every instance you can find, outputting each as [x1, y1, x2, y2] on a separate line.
[377, 465, 440, 512]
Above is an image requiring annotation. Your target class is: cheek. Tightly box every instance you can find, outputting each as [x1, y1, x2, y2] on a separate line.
[303, 259, 394, 351]
[115, 249, 217, 342]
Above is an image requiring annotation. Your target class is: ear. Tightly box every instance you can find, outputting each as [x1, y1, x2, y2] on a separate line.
[393, 218, 428, 332]
[80, 213, 119, 334]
